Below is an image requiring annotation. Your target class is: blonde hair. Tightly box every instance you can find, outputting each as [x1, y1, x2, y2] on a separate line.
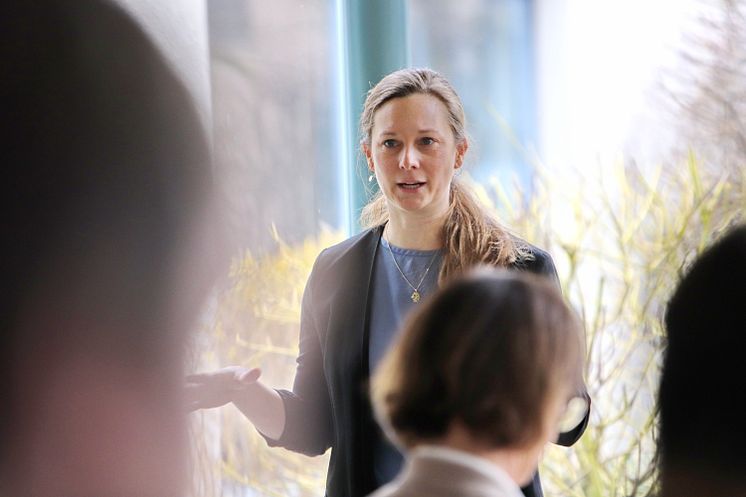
[359, 68, 528, 282]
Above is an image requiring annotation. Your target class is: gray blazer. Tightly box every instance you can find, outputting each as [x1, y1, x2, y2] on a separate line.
[370, 446, 524, 497]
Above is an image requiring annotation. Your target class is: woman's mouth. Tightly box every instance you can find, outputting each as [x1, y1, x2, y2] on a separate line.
[397, 181, 425, 191]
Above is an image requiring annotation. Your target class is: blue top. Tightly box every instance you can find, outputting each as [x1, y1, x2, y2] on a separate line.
[368, 236, 443, 486]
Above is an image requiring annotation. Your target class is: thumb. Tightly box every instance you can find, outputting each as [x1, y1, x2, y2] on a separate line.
[238, 367, 261, 384]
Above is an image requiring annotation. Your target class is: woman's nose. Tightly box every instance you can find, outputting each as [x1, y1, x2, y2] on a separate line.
[399, 145, 420, 170]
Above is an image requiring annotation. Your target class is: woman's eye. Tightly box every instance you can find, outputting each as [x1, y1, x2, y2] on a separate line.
[421, 137, 435, 145]
[382, 139, 398, 148]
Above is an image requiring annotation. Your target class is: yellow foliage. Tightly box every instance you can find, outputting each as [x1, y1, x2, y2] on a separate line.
[190, 226, 343, 497]
[190, 157, 744, 497]
[493, 157, 743, 497]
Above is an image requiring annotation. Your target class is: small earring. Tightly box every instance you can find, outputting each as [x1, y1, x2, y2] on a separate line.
[368, 174, 375, 183]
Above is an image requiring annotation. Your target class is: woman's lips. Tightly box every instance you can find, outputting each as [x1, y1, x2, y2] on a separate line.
[397, 181, 425, 191]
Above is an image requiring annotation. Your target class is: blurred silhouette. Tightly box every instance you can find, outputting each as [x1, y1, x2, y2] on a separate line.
[0, 2, 216, 496]
[659, 224, 746, 497]
[369, 268, 586, 497]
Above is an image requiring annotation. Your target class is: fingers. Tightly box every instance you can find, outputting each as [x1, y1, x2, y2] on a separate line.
[186, 366, 256, 384]
[183, 367, 261, 413]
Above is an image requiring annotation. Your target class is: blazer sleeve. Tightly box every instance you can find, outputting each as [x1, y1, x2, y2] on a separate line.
[521, 247, 591, 447]
[556, 392, 592, 446]
[261, 253, 334, 456]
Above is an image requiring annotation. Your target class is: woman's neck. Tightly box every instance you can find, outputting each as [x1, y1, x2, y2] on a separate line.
[385, 209, 447, 251]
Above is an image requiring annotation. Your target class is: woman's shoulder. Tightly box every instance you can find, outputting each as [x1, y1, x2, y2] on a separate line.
[309, 225, 383, 279]
[509, 239, 559, 283]
[305, 226, 383, 301]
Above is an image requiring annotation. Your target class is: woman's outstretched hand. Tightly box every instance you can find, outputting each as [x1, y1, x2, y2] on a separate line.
[185, 366, 261, 411]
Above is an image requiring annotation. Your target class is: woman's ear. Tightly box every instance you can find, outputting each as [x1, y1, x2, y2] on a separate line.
[455, 139, 469, 169]
[362, 142, 374, 172]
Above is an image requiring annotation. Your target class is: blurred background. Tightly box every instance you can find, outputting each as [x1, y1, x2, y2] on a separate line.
[155, 0, 746, 496]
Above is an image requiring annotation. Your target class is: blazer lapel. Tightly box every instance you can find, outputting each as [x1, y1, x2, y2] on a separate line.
[321, 224, 384, 496]
[353, 225, 383, 493]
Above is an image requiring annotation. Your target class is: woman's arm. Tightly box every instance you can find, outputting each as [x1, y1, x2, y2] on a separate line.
[185, 366, 286, 440]
[233, 379, 286, 440]
[263, 258, 334, 455]
[521, 246, 592, 446]
[187, 253, 335, 456]
[556, 392, 591, 446]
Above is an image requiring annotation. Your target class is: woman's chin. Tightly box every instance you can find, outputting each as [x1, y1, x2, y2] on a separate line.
[389, 196, 449, 217]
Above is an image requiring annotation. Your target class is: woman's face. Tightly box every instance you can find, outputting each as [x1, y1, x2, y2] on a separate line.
[364, 93, 467, 219]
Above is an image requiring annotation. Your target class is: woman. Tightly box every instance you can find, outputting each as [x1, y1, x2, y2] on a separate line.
[186, 68, 589, 497]
[370, 268, 586, 497]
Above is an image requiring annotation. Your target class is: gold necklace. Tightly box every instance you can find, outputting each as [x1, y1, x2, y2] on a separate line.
[384, 233, 440, 303]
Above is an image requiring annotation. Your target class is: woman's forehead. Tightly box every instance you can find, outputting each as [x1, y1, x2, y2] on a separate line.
[372, 93, 451, 134]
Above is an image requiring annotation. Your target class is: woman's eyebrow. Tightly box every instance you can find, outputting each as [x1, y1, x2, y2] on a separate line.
[379, 129, 440, 135]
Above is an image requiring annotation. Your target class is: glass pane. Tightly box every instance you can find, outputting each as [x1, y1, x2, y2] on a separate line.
[195, 2, 341, 496]
[408, 0, 535, 189]
[210, 0, 345, 254]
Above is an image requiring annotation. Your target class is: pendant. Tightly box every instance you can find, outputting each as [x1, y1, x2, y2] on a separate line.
[410, 290, 421, 303]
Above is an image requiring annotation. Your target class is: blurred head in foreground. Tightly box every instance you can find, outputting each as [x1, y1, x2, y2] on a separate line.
[660, 224, 746, 497]
[371, 268, 585, 488]
[0, 1, 216, 496]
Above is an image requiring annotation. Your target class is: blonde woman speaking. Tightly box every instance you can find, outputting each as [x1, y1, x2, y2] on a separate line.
[187, 68, 590, 497]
